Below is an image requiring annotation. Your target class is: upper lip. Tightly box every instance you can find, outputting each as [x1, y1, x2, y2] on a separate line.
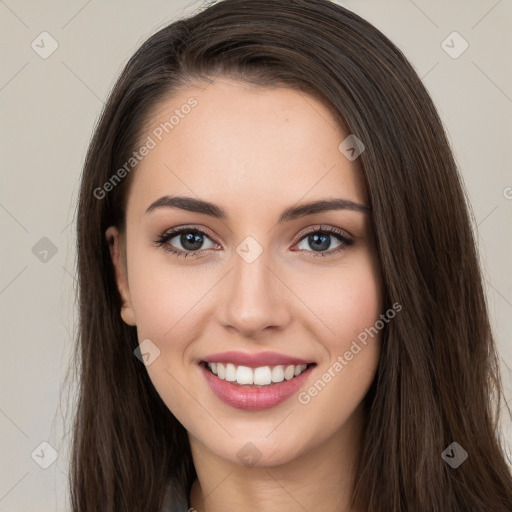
[200, 350, 314, 368]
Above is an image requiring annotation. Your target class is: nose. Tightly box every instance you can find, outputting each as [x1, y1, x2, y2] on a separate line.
[218, 249, 291, 338]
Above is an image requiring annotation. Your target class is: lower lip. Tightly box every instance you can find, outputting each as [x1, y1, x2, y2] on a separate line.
[199, 363, 315, 411]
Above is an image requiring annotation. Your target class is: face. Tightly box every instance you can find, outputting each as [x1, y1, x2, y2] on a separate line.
[107, 77, 383, 468]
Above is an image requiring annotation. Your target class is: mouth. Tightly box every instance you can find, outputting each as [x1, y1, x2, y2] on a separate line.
[198, 357, 318, 411]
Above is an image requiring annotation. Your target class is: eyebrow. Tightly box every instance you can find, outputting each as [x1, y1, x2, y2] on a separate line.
[145, 195, 370, 222]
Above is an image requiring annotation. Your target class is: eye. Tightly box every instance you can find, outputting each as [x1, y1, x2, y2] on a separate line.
[293, 225, 354, 258]
[153, 227, 219, 259]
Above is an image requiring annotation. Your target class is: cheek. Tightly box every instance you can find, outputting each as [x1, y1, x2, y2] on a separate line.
[290, 253, 382, 410]
[127, 243, 210, 340]
[126, 251, 208, 425]
[332, 272, 382, 345]
[293, 252, 383, 350]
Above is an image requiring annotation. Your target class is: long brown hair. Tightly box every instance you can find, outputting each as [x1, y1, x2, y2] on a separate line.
[71, 0, 512, 510]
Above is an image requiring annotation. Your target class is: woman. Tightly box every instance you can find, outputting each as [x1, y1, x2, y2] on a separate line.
[71, 0, 512, 510]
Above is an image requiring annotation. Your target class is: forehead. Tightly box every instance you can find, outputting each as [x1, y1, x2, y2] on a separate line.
[127, 77, 367, 217]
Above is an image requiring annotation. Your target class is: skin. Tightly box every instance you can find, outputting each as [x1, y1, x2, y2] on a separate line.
[107, 77, 383, 512]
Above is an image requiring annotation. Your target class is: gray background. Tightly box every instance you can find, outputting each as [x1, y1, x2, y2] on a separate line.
[1, 0, 511, 510]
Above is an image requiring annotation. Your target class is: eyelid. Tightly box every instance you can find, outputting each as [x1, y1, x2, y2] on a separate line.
[158, 224, 220, 244]
[294, 224, 353, 242]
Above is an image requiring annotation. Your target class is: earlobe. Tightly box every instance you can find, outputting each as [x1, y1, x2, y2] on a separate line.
[105, 226, 136, 326]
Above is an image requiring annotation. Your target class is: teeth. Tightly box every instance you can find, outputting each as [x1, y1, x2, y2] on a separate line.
[284, 364, 295, 380]
[254, 366, 271, 385]
[271, 365, 284, 383]
[206, 362, 309, 386]
[225, 363, 236, 381]
[236, 365, 254, 384]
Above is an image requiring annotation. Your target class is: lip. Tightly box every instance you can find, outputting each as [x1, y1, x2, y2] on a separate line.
[199, 350, 313, 368]
[199, 361, 316, 411]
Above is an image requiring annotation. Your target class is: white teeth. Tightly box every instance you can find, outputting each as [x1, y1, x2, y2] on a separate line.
[236, 365, 253, 385]
[271, 365, 284, 383]
[225, 363, 236, 381]
[253, 366, 272, 386]
[284, 365, 295, 380]
[206, 362, 310, 386]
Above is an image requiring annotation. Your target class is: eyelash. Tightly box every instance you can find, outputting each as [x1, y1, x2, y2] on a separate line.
[153, 225, 354, 260]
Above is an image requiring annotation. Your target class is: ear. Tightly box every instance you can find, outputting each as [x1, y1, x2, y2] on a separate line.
[105, 226, 136, 326]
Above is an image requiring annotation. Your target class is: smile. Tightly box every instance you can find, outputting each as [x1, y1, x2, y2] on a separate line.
[203, 361, 311, 386]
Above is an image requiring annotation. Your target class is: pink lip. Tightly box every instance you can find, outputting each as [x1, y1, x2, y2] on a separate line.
[199, 363, 316, 410]
[200, 350, 313, 368]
